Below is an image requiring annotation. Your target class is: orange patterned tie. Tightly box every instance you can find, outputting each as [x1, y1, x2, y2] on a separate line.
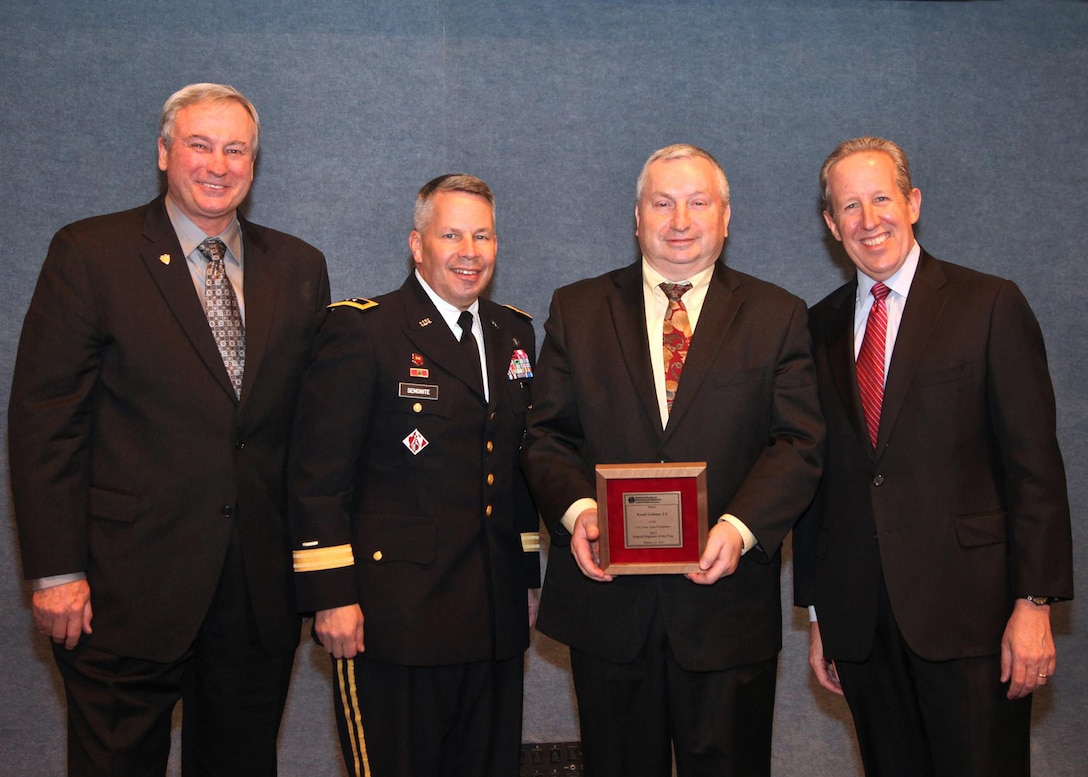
[856, 282, 890, 448]
[661, 282, 693, 414]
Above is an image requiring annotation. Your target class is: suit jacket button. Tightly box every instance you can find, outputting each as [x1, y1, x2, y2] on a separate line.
[221, 505, 234, 517]
[234, 440, 245, 450]
[372, 550, 383, 562]
[485, 505, 493, 517]
[872, 474, 885, 486]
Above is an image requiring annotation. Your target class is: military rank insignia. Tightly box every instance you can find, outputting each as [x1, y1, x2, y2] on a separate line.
[507, 349, 533, 380]
[403, 429, 429, 455]
[409, 353, 428, 378]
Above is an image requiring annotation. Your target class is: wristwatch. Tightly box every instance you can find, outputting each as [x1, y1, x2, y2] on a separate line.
[1024, 595, 1052, 606]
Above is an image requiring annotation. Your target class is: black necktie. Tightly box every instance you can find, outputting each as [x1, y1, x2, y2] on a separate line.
[457, 310, 484, 395]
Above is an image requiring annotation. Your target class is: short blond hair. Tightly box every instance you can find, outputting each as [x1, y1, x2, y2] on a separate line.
[820, 136, 913, 214]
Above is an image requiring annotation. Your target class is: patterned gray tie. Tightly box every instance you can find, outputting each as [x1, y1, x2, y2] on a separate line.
[198, 238, 245, 398]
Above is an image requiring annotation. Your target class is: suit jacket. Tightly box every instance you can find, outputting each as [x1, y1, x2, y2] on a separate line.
[522, 259, 824, 671]
[288, 274, 540, 666]
[9, 195, 330, 663]
[793, 250, 1074, 663]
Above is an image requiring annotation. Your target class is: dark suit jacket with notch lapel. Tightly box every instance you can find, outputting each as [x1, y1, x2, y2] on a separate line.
[793, 250, 1073, 663]
[288, 273, 540, 666]
[522, 259, 824, 671]
[9, 195, 331, 663]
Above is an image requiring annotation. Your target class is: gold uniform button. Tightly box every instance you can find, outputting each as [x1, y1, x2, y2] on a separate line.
[413, 403, 423, 413]
[487, 473, 495, 485]
[372, 550, 383, 562]
[485, 505, 493, 517]
[486, 441, 494, 453]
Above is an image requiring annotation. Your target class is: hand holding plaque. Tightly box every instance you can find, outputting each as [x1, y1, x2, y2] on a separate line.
[594, 462, 708, 574]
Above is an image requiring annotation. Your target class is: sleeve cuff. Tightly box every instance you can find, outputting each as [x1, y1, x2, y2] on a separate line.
[292, 543, 355, 573]
[561, 497, 598, 534]
[32, 572, 87, 591]
[717, 514, 757, 556]
[521, 532, 541, 552]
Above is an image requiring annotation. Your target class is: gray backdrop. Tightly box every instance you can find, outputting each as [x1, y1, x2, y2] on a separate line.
[1, 2, 1084, 775]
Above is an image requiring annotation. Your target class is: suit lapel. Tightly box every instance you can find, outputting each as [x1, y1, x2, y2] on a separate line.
[664, 262, 740, 438]
[138, 198, 238, 401]
[875, 251, 948, 459]
[479, 300, 518, 408]
[401, 275, 486, 402]
[823, 281, 872, 452]
[237, 217, 281, 407]
[607, 263, 662, 434]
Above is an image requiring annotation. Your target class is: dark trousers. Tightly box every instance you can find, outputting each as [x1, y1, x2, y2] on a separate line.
[835, 583, 1032, 777]
[52, 529, 296, 777]
[569, 605, 778, 777]
[331, 653, 524, 777]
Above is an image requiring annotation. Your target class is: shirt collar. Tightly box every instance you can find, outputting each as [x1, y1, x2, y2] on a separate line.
[414, 270, 480, 336]
[857, 241, 920, 301]
[165, 195, 244, 264]
[641, 259, 715, 299]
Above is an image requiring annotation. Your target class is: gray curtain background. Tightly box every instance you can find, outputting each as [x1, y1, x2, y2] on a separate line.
[1, 2, 1084, 774]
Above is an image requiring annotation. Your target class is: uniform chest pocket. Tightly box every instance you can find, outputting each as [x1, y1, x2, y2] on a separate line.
[381, 393, 453, 419]
[505, 377, 531, 414]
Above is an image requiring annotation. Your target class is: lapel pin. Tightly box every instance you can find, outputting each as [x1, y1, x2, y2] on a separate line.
[419, 317, 433, 328]
[159, 254, 171, 266]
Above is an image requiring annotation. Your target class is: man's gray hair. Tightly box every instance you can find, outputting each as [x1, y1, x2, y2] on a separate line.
[413, 174, 496, 232]
[159, 83, 260, 156]
[635, 144, 730, 205]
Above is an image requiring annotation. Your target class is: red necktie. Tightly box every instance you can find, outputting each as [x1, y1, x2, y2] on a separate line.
[856, 282, 890, 448]
[661, 282, 692, 414]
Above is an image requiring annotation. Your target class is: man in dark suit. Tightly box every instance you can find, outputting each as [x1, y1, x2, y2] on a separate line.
[8, 83, 330, 775]
[288, 174, 540, 777]
[521, 144, 824, 777]
[793, 136, 1073, 777]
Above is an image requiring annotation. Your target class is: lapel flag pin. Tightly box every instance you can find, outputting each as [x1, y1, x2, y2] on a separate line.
[159, 254, 171, 266]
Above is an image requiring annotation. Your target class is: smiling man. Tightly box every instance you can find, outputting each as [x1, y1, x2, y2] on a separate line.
[794, 136, 1073, 777]
[522, 144, 823, 777]
[9, 83, 330, 774]
[288, 174, 540, 777]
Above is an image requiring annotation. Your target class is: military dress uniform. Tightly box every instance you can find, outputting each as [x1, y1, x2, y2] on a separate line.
[288, 273, 539, 777]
